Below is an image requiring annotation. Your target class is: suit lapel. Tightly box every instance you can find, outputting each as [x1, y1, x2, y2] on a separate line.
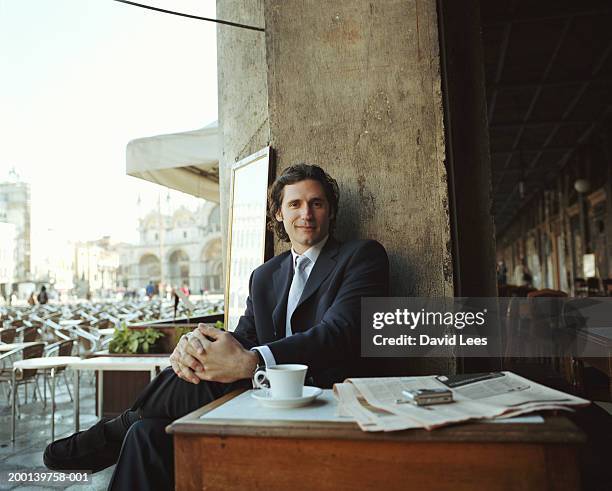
[295, 238, 339, 311]
[271, 252, 293, 339]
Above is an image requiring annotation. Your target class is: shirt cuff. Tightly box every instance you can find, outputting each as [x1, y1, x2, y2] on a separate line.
[251, 346, 276, 368]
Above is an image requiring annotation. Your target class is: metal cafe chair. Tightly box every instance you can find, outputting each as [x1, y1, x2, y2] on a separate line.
[602, 278, 612, 296]
[42, 339, 76, 403]
[586, 277, 601, 296]
[12, 353, 81, 442]
[0, 343, 46, 409]
[0, 327, 17, 344]
[573, 277, 588, 297]
[9, 318, 24, 329]
[503, 293, 572, 393]
[17, 324, 40, 343]
[559, 299, 591, 391]
[526, 290, 567, 368]
[38, 317, 73, 344]
[72, 327, 101, 358]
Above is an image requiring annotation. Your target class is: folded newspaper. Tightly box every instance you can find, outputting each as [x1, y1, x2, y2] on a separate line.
[333, 371, 589, 432]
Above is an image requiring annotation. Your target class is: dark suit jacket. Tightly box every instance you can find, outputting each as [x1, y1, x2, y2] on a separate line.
[232, 237, 389, 387]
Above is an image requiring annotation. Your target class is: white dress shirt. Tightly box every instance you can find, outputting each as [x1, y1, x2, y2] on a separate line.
[253, 235, 329, 368]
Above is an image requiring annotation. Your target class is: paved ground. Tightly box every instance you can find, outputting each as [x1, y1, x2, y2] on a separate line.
[0, 374, 114, 490]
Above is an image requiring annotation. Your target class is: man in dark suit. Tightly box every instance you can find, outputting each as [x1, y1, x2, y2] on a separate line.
[44, 164, 389, 490]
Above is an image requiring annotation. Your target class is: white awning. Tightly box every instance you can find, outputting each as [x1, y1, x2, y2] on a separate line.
[126, 122, 220, 202]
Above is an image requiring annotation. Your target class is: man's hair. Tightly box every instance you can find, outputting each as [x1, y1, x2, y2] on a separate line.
[267, 163, 340, 242]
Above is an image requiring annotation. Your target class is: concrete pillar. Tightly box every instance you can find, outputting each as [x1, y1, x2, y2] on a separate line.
[263, 1, 454, 374]
[217, 0, 270, 288]
[265, 0, 453, 294]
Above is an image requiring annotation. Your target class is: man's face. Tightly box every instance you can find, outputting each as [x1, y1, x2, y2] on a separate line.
[276, 179, 332, 254]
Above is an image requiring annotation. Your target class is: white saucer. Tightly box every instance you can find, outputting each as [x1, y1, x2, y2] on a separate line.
[251, 386, 323, 408]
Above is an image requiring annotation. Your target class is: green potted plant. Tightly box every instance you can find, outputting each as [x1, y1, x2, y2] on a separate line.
[173, 321, 225, 346]
[109, 323, 165, 354]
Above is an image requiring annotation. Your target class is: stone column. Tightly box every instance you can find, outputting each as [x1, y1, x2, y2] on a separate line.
[264, 0, 454, 374]
[217, 0, 270, 289]
[265, 0, 452, 291]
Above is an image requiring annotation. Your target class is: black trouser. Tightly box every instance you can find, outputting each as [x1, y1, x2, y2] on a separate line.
[107, 367, 250, 491]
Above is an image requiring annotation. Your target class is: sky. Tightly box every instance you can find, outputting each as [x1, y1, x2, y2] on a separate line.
[0, 0, 218, 261]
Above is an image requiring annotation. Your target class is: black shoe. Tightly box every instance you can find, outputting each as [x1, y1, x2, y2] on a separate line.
[43, 418, 122, 473]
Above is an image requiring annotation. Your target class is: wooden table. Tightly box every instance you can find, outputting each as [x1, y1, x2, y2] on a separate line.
[168, 389, 586, 491]
[69, 356, 170, 431]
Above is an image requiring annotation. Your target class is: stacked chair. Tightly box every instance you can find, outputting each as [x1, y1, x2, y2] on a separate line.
[0, 295, 221, 417]
[502, 288, 577, 394]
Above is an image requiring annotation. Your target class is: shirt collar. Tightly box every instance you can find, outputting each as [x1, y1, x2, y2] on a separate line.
[291, 235, 329, 267]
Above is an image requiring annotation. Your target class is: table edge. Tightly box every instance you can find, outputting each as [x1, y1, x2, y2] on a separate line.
[13, 356, 82, 369]
[166, 389, 586, 444]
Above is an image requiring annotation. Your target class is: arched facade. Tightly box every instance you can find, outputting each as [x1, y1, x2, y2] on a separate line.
[200, 238, 222, 292]
[167, 248, 190, 288]
[208, 205, 220, 229]
[139, 254, 160, 284]
[122, 201, 223, 293]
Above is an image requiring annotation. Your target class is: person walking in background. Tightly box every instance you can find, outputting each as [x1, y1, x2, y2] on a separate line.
[27, 292, 36, 306]
[145, 281, 155, 300]
[37, 285, 48, 305]
[496, 261, 507, 286]
[521, 265, 533, 288]
[172, 287, 180, 319]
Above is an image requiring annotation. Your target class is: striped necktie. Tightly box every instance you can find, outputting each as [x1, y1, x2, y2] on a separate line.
[285, 255, 310, 337]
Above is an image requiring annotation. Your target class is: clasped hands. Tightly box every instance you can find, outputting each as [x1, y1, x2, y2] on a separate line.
[169, 324, 258, 384]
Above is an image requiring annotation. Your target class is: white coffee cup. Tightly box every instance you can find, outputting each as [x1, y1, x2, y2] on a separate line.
[253, 364, 308, 399]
